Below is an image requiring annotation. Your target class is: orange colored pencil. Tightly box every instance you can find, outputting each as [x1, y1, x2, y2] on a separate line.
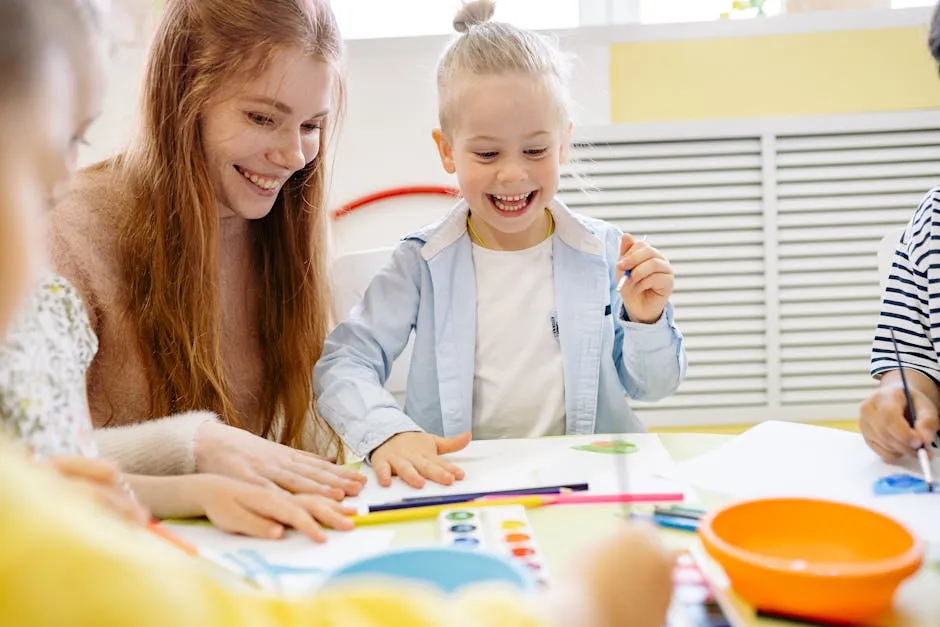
[148, 521, 262, 588]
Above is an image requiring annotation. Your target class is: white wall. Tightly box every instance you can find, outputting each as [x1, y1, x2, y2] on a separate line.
[80, 42, 147, 166]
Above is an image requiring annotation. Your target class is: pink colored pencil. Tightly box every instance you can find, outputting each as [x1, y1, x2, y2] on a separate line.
[551, 492, 684, 505]
[482, 492, 684, 506]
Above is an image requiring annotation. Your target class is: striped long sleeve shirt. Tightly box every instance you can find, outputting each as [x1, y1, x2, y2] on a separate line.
[872, 188, 940, 384]
[872, 188, 940, 448]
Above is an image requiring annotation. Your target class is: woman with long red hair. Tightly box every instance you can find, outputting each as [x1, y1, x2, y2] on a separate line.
[48, 0, 365, 496]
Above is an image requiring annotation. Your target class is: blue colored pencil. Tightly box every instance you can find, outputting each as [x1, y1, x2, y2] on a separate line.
[631, 512, 699, 533]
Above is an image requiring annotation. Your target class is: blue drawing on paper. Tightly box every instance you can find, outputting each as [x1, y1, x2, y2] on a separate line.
[224, 549, 323, 593]
[873, 473, 933, 495]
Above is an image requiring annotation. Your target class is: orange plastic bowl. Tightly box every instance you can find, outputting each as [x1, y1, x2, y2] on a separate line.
[698, 498, 924, 625]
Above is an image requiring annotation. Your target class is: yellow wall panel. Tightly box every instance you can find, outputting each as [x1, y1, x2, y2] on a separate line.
[610, 27, 940, 123]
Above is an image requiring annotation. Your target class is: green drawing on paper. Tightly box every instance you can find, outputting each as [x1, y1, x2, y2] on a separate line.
[572, 440, 637, 455]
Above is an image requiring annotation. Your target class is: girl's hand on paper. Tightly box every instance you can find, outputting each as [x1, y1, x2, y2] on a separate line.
[183, 474, 355, 542]
[194, 421, 367, 499]
[549, 523, 675, 627]
[46, 456, 151, 526]
[370, 431, 470, 488]
[860, 369, 939, 461]
[617, 233, 674, 325]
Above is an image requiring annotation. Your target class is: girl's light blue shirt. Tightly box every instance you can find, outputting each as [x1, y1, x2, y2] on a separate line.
[315, 198, 687, 458]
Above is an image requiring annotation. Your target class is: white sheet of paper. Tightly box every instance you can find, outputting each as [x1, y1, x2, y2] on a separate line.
[347, 434, 693, 510]
[678, 420, 940, 543]
[161, 523, 395, 596]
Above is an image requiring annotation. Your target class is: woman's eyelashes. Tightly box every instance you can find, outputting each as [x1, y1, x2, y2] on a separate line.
[246, 111, 275, 127]
[300, 119, 323, 134]
[246, 111, 323, 134]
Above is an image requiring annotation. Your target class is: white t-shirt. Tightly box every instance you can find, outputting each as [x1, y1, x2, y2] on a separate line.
[470, 236, 565, 440]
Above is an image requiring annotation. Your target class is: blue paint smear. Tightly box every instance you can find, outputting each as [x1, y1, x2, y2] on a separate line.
[873, 473, 933, 495]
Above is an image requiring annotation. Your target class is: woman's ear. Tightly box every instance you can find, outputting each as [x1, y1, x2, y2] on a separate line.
[432, 128, 456, 174]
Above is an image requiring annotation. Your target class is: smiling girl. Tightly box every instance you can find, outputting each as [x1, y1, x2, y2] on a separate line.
[315, 0, 687, 488]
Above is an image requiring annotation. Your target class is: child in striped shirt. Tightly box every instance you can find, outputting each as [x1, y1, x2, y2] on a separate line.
[860, 2, 940, 462]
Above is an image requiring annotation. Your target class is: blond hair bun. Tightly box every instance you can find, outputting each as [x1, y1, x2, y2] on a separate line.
[453, 0, 496, 34]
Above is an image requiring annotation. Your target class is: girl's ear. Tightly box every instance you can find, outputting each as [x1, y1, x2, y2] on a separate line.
[559, 120, 574, 164]
[432, 128, 456, 174]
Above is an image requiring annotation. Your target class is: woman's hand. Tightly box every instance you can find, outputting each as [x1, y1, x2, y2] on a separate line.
[182, 474, 355, 542]
[194, 422, 366, 499]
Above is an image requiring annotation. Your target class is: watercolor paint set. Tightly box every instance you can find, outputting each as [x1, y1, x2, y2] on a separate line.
[666, 551, 738, 627]
[437, 504, 549, 586]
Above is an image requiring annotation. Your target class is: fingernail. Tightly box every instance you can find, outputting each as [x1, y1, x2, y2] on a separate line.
[269, 525, 283, 538]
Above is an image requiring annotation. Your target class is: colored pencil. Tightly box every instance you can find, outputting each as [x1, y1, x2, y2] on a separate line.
[631, 512, 699, 532]
[484, 492, 684, 506]
[368, 482, 590, 513]
[652, 505, 705, 520]
[556, 491, 683, 505]
[148, 522, 262, 588]
[350, 495, 547, 526]
[401, 482, 589, 502]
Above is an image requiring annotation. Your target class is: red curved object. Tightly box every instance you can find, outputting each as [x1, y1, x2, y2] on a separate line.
[331, 185, 460, 220]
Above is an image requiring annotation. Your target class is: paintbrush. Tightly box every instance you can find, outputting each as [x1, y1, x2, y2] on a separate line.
[614, 234, 644, 509]
[616, 235, 648, 292]
[888, 328, 934, 492]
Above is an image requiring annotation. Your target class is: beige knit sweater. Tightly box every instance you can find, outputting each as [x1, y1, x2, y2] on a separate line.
[48, 166, 323, 474]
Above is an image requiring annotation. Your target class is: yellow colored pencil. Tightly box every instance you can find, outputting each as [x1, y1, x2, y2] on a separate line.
[350, 495, 547, 526]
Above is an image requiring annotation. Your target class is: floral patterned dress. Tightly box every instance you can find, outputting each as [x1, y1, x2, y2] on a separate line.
[0, 273, 99, 459]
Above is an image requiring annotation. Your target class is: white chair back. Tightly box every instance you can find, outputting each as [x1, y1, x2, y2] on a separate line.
[878, 227, 905, 293]
[330, 247, 412, 407]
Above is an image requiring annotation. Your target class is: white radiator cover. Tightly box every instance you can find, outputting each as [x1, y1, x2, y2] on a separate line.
[561, 110, 940, 427]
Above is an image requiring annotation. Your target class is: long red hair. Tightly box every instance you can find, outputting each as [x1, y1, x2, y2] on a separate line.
[116, 0, 343, 451]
